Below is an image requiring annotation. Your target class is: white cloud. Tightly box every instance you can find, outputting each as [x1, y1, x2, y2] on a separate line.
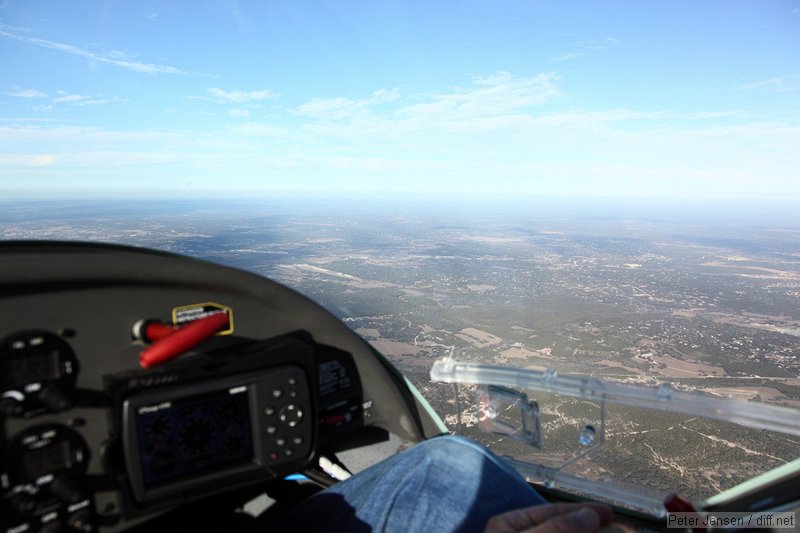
[7, 88, 48, 98]
[51, 91, 128, 106]
[207, 88, 278, 103]
[367, 88, 400, 104]
[0, 117, 66, 123]
[398, 72, 559, 120]
[80, 97, 128, 106]
[228, 108, 250, 117]
[579, 37, 621, 50]
[289, 74, 557, 140]
[740, 76, 800, 93]
[294, 97, 362, 119]
[553, 37, 620, 63]
[294, 88, 399, 120]
[472, 72, 512, 86]
[0, 24, 188, 74]
[0, 153, 58, 167]
[53, 93, 85, 103]
[1, 71, 798, 200]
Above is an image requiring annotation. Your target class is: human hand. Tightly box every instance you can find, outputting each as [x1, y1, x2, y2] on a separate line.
[483, 502, 614, 533]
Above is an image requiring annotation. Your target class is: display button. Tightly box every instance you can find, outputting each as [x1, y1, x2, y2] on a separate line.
[278, 404, 303, 428]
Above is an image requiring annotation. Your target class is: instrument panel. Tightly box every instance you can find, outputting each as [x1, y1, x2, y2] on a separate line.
[1, 325, 363, 532]
[0, 242, 441, 532]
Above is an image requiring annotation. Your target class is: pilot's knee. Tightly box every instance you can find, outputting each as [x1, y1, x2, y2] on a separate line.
[409, 435, 495, 471]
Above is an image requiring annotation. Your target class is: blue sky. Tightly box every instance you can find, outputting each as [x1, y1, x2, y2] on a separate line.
[1, 1, 798, 201]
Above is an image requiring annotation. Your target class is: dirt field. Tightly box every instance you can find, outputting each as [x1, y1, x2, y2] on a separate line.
[651, 354, 726, 377]
[456, 327, 503, 347]
[500, 345, 555, 360]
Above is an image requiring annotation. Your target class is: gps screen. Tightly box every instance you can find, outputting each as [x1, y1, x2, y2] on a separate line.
[134, 386, 254, 488]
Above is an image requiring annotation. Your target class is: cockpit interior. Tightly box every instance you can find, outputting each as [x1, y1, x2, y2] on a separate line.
[0, 241, 448, 532]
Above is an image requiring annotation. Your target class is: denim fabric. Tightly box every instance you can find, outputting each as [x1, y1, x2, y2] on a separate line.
[270, 435, 546, 532]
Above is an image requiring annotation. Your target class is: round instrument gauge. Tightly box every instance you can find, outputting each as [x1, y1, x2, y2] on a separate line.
[0, 330, 79, 416]
[6, 424, 90, 486]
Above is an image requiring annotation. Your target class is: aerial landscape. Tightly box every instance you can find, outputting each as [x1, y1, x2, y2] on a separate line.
[2, 198, 799, 503]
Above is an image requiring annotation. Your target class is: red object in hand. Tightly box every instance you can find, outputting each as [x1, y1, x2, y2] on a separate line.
[139, 312, 229, 368]
[664, 493, 706, 532]
[664, 493, 697, 513]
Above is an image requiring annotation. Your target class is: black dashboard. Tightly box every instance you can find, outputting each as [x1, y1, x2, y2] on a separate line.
[0, 242, 444, 532]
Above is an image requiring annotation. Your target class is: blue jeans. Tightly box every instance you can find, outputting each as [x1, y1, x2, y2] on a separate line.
[271, 435, 546, 532]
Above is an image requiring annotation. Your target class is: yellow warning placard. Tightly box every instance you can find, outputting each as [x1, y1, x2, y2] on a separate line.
[171, 302, 234, 335]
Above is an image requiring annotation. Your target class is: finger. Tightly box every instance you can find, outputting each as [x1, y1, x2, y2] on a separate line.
[581, 503, 614, 526]
[485, 503, 613, 532]
[526, 507, 602, 533]
[598, 524, 634, 533]
[486, 503, 578, 531]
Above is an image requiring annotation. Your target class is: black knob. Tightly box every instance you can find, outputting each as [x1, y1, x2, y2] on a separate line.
[39, 385, 73, 412]
[10, 493, 37, 515]
[50, 476, 87, 504]
[68, 509, 95, 532]
[40, 521, 65, 533]
[1, 395, 23, 416]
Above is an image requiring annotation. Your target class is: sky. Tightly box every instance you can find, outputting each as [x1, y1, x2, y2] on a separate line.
[1, 1, 799, 202]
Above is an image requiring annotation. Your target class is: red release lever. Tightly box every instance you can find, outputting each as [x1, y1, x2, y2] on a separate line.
[143, 321, 179, 341]
[139, 312, 229, 369]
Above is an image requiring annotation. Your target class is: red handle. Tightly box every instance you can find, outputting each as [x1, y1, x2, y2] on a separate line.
[144, 321, 179, 341]
[139, 312, 229, 368]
